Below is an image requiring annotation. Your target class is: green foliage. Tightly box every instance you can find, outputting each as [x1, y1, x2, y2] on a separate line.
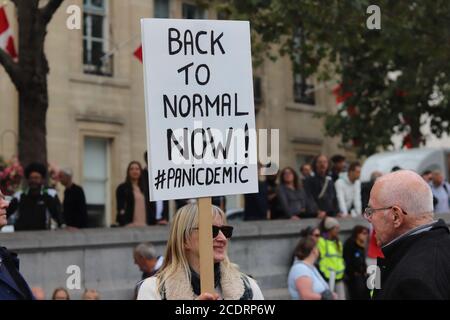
[210, 0, 450, 156]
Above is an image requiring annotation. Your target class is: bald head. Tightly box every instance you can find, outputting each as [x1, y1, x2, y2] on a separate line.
[369, 170, 434, 246]
[374, 170, 434, 216]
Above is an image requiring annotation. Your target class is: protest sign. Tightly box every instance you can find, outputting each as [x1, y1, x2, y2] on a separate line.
[141, 18, 258, 202]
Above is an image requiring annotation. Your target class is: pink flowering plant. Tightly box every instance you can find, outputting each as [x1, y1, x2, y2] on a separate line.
[0, 156, 24, 196]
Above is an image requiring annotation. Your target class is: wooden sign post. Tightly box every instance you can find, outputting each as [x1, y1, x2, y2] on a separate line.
[198, 197, 214, 294]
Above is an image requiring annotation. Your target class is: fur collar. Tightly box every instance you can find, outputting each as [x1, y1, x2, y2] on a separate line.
[163, 262, 245, 300]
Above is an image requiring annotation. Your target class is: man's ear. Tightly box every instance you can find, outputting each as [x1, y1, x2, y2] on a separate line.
[392, 206, 404, 228]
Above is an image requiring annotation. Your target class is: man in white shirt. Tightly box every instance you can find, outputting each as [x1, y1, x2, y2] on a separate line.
[430, 170, 450, 214]
[335, 162, 362, 217]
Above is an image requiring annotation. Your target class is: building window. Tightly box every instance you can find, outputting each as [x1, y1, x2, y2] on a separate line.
[154, 0, 169, 18]
[182, 3, 205, 19]
[83, 137, 111, 227]
[293, 28, 315, 105]
[294, 74, 315, 105]
[83, 0, 113, 76]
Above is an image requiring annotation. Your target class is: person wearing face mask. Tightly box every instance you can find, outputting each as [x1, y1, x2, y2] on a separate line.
[0, 191, 34, 299]
[6, 162, 64, 231]
[137, 203, 264, 300]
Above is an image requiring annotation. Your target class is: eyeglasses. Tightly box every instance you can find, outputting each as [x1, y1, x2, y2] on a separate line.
[193, 225, 234, 239]
[363, 206, 408, 220]
[312, 233, 321, 238]
[363, 206, 393, 219]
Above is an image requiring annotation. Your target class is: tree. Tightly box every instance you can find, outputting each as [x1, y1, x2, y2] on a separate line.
[0, 0, 65, 167]
[210, 0, 450, 156]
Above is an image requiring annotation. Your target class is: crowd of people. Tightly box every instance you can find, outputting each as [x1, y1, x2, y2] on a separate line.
[1, 166, 450, 299]
[245, 153, 449, 221]
[244, 154, 367, 221]
[288, 219, 370, 300]
[1, 150, 448, 232]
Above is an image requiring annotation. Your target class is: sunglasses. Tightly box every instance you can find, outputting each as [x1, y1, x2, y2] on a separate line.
[213, 225, 233, 239]
[193, 225, 234, 239]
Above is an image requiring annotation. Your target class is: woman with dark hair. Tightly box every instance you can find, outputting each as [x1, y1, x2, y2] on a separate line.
[290, 226, 321, 265]
[116, 161, 147, 227]
[343, 225, 370, 300]
[275, 167, 313, 219]
[288, 236, 336, 300]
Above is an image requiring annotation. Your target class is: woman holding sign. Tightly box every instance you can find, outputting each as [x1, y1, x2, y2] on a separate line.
[137, 203, 264, 300]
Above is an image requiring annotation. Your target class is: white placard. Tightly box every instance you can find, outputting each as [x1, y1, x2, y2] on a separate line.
[141, 18, 258, 201]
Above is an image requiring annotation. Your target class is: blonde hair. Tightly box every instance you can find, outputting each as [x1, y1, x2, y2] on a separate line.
[156, 203, 239, 294]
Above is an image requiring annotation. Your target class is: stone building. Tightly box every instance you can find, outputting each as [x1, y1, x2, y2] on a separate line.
[0, 0, 350, 226]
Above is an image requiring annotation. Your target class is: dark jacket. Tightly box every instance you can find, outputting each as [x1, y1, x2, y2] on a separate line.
[344, 238, 370, 300]
[303, 175, 338, 216]
[373, 219, 450, 300]
[63, 183, 88, 228]
[6, 188, 64, 231]
[140, 168, 170, 224]
[361, 181, 374, 210]
[276, 184, 316, 219]
[344, 238, 367, 277]
[116, 182, 138, 226]
[116, 182, 168, 226]
[148, 200, 169, 224]
[244, 180, 268, 221]
[0, 247, 34, 300]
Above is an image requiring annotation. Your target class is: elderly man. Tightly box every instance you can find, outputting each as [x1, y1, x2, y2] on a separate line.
[0, 191, 34, 300]
[133, 242, 164, 299]
[134, 242, 164, 280]
[366, 170, 450, 300]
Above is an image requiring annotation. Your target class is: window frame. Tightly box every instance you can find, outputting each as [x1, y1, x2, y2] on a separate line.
[83, 0, 112, 77]
[292, 28, 315, 105]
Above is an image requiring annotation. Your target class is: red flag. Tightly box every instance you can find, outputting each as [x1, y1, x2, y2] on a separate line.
[133, 45, 142, 63]
[332, 83, 353, 104]
[0, 7, 18, 59]
[368, 229, 384, 259]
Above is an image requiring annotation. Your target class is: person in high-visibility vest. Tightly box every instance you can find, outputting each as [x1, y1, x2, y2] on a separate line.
[317, 217, 346, 300]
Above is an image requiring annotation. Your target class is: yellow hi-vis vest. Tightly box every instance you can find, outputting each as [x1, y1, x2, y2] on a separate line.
[317, 237, 345, 281]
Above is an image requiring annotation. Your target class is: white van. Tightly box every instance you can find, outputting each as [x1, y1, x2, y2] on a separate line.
[361, 148, 450, 182]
